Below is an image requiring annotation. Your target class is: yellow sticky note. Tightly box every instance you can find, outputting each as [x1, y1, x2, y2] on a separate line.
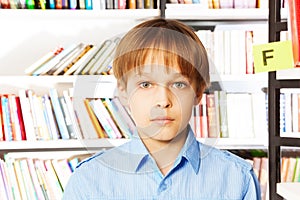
[253, 40, 294, 73]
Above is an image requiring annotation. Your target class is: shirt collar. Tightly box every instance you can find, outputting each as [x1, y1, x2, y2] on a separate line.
[175, 125, 200, 174]
[99, 126, 200, 174]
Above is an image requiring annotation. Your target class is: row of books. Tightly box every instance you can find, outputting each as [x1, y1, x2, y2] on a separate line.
[25, 39, 120, 76]
[0, 0, 156, 9]
[0, 88, 135, 141]
[196, 29, 285, 75]
[279, 89, 300, 134]
[190, 91, 269, 139]
[0, 153, 91, 200]
[26, 29, 267, 77]
[281, 157, 300, 183]
[166, 0, 284, 9]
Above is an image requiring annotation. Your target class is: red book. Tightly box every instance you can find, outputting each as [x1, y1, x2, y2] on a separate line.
[288, 0, 300, 67]
[15, 97, 27, 141]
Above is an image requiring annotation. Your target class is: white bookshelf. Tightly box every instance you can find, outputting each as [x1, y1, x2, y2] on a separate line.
[0, 9, 160, 20]
[277, 182, 300, 200]
[165, 7, 287, 21]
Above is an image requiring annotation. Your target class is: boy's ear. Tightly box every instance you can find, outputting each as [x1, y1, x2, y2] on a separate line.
[116, 81, 129, 107]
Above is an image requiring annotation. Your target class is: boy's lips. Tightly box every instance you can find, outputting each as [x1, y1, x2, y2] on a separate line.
[150, 116, 174, 125]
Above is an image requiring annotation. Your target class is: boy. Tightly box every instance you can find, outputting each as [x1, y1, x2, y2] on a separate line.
[63, 18, 261, 199]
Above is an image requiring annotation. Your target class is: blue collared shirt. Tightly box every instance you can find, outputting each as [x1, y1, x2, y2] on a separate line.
[63, 127, 261, 200]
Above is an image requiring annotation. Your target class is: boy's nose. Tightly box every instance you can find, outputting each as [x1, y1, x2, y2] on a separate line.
[155, 86, 172, 108]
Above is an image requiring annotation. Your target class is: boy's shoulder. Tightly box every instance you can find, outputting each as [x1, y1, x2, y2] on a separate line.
[199, 142, 253, 171]
[75, 150, 106, 169]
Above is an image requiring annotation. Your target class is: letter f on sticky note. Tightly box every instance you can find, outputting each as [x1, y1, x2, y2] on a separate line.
[253, 40, 294, 73]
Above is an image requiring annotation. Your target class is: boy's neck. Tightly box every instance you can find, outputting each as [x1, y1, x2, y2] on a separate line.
[140, 126, 189, 176]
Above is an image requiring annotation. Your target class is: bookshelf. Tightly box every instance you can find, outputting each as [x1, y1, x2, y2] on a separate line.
[0, 2, 293, 199]
[268, 0, 300, 199]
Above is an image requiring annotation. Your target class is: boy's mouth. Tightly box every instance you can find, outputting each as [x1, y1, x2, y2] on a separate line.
[150, 116, 174, 125]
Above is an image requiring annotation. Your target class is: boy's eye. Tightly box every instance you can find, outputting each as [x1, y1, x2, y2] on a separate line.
[172, 82, 187, 89]
[139, 82, 152, 88]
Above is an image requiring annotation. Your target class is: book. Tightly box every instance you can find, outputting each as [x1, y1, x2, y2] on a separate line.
[72, 45, 101, 75]
[89, 99, 120, 139]
[32, 44, 80, 76]
[42, 94, 60, 140]
[3, 157, 22, 199]
[49, 88, 69, 139]
[25, 47, 63, 75]
[63, 44, 94, 75]
[50, 43, 85, 76]
[88, 39, 117, 75]
[62, 90, 83, 139]
[15, 97, 26, 140]
[251, 92, 268, 139]
[293, 157, 300, 182]
[285, 157, 297, 182]
[206, 93, 220, 138]
[26, 158, 46, 200]
[34, 95, 51, 140]
[59, 96, 76, 139]
[51, 159, 72, 190]
[0, 159, 13, 200]
[199, 93, 208, 138]
[217, 91, 228, 138]
[259, 157, 268, 200]
[288, 0, 300, 67]
[13, 159, 28, 200]
[19, 159, 38, 199]
[0, 99, 4, 141]
[27, 90, 44, 140]
[111, 97, 136, 135]
[1, 95, 13, 141]
[18, 89, 36, 141]
[44, 160, 63, 199]
[7, 94, 22, 141]
[103, 98, 132, 138]
[83, 99, 107, 138]
[72, 97, 99, 139]
[34, 159, 49, 199]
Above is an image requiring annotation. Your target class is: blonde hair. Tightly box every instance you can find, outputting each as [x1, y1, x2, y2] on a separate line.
[113, 18, 210, 96]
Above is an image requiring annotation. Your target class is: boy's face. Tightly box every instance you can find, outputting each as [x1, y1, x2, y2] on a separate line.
[118, 63, 201, 142]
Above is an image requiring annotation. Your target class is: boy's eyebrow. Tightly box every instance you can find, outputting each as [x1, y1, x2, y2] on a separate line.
[134, 72, 185, 79]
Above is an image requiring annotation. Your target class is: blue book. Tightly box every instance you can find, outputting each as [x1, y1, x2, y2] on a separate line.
[49, 89, 70, 140]
[1, 96, 12, 141]
[85, 0, 92, 9]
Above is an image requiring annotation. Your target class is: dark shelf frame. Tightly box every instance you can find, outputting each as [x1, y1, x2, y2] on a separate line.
[268, 0, 300, 199]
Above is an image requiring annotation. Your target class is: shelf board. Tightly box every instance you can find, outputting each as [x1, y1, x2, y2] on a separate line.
[165, 7, 287, 21]
[0, 139, 130, 152]
[0, 138, 267, 152]
[0, 9, 160, 21]
[197, 137, 268, 149]
[276, 68, 300, 80]
[277, 182, 300, 200]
